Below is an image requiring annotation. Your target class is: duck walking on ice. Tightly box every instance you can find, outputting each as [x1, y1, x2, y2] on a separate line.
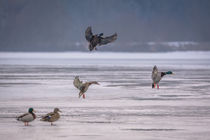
[73, 76, 99, 99]
[85, 26, 117, 51]
[40, 108, 61, 126]
[151, 65, 174, 89]
[17, 108, 36, 126]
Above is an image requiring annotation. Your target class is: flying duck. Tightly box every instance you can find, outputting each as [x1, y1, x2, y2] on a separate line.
[73, 76, 99, 99]
[85, 26, 117, 51]
[17, 108, 36, 126]
[40, 108, 61, 125]
[151, 65, 174, 89]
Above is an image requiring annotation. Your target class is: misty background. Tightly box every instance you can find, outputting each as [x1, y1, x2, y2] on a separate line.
[0, 0, 210, 52]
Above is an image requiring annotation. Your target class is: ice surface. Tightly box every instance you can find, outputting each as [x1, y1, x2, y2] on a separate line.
[0, 52, 210, 140]
[0, 51, 210, 60]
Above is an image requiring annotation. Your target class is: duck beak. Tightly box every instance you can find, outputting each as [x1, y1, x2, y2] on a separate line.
[59, 110, 62, 112]
[33, 110, 36, 113]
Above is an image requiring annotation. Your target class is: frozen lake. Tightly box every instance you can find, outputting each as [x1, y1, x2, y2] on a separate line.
[0, 52, 210, 140]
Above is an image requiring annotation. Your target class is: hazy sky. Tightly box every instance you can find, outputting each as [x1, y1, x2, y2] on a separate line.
[0, 0, 210, 52]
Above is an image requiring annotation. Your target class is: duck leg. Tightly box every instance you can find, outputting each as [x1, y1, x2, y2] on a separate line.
[51, 122, 53, 126]
[24, 122, 26, 126]
[82, 94, 85, 99]
[157, 84, 159, 89]
[79, 91, 83, 98]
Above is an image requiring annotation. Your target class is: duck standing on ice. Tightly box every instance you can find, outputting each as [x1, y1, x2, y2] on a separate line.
[40, 108, 61, 125]
[151, 65, 174, 89]
[73, 76, 99, 99]
[85, 26, 117, 51]
[17, 108, 36, 126]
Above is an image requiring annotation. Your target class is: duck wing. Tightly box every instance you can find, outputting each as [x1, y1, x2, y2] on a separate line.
[17, 113, 29, 120]
[152, 66, 158, 74]
[73, 78, 83, 90]
[17, 113, 35, 122]
[152, 66, 158, 81]
[41, 112, 54, 121]
[85, 26, 93, 42]
[99, 33, 117, 45]
[152, 66, 163, 83]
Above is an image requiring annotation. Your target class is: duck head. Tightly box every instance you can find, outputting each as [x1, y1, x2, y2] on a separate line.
[95, 82, 100, 85]
[165, 71, 173, 74]
[54, 108, 61, 113]
[28, 108, 35, 113]
[98, 33, 103, 37]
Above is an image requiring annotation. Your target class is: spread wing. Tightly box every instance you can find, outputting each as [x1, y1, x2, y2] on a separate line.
[73, 78, 83, 90]
[152, 65, 158, 80]
[152, 65, 158, 74]
[85, 26, 93, 42]
[99, 33, 117, 45]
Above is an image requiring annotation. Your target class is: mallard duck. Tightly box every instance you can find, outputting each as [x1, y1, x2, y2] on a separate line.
[40, 108, 61, 125]
[151, 65, 174, 89]
[85, 26, 117, 51]
[73, 76, 99, 99]
[17, 108, 36, 126]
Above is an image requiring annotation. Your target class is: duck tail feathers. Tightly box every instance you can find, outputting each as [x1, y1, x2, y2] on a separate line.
[40, 118, 44, 121]
[152, 83, 155, 88]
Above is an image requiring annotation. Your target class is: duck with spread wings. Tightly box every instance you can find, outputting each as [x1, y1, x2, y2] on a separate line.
[151, 65, 174, 89]
[85, 26, 117, 51]
[73, 76, 99, 99]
